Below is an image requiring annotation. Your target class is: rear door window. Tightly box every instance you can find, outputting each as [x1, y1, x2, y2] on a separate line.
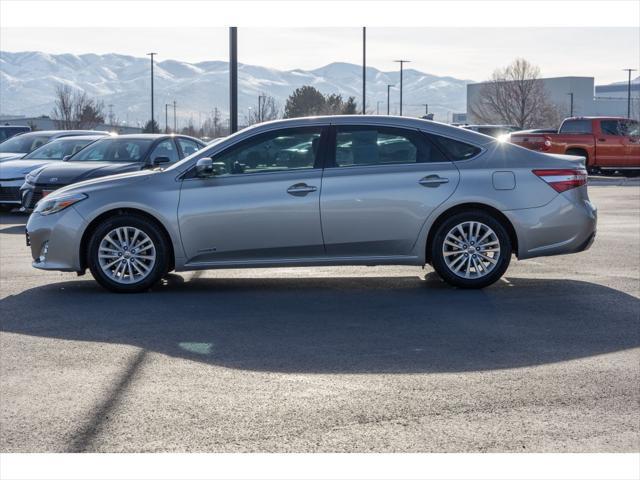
[332, 126, 447, 167]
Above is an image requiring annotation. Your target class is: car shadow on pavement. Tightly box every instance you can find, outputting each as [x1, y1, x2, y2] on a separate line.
[2, 273, 639, 374]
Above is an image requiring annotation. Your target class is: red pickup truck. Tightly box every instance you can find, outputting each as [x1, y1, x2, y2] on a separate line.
[510, 117, 640, 174]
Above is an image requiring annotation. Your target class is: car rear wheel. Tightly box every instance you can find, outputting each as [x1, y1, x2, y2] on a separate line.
[87, 214, 169, 293]
[430, 211, 511, 289]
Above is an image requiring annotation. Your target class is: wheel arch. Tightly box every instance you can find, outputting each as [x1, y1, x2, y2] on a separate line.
[79, 207, 176, 272]
[425, 203, 519, 263]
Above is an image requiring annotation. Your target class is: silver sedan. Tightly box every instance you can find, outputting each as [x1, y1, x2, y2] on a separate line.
[26, 116, 597, 292]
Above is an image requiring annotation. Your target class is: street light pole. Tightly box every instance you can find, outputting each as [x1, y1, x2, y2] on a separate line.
[258, 94, 266, 122]
[394, 60, 410, 116]
[623, 68, 637, 118]
[229, 27, 238, 133]
[387, 84, 393, 115]
[376, 101, 383, 115]
[173, 100, 177, 132]
[362, 27, 366, 115]
[165, 103, 170, 133]
[567, 92, 574, 116]
[147, 52, 157, 132]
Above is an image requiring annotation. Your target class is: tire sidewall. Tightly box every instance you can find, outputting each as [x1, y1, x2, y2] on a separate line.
[87, 215, 168, 293]
[431, 211, 511, 289]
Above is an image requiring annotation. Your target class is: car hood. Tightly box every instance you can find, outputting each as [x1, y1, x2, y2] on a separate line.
[0, 159, 58, 179]
[32, 161, 145, 186]
[0, 152, 26, 162]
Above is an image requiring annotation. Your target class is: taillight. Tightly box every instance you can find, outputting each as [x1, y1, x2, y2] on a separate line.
[514, 136, 552, 151]
[532, 169, 588, 193]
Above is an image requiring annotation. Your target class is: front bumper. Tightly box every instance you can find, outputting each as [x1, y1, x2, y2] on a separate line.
[505, 192, 597, 260]
[26, 206, 87, 272]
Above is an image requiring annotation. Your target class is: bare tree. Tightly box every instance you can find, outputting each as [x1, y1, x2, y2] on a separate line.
[469, 58, 562, 129]
[51, 85, 105, 129]
[245, 95, 281, 125]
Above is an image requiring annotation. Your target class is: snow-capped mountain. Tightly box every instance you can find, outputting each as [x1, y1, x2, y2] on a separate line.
[0, 51, 471, 125]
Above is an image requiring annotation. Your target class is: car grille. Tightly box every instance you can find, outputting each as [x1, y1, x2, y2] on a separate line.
[0, 186, 20, 202]
[27, 191, 44, 209]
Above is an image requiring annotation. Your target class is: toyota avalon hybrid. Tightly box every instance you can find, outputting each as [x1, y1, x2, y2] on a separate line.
[25, 116, 597, 292]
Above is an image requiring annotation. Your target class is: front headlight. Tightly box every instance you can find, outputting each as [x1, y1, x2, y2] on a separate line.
[34, 192, 87, 216]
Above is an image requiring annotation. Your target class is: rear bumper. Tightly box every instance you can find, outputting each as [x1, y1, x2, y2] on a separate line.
[505, 192, 597, 260]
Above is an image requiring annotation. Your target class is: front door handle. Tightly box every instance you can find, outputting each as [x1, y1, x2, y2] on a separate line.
[287, 183, 318, 196]
[419, 175, 449, 187]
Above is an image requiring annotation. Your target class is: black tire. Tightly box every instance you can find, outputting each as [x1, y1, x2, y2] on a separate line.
[430, 210, 512, 289]
[87, 214, 169, 293]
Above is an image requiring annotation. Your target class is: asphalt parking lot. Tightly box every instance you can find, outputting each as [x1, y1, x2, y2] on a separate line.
[1, 180, 639, 453]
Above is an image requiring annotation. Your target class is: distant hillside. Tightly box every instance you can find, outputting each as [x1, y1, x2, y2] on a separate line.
[0, 51, 472, 125]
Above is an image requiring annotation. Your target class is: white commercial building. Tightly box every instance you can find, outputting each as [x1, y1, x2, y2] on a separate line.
[466, 76, 639, 125]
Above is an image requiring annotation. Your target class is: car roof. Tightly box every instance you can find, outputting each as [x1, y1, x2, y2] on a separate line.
[236, 115, 496, 146]
[564, 116, 630, 121]
[99, 134, 202, 141]
[14, 130, 108, 137]
[47, 135, 106, 142]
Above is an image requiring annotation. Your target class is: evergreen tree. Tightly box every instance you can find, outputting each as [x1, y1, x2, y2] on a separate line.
[143, 119, 160, 133]
[284, 86, 326, 118]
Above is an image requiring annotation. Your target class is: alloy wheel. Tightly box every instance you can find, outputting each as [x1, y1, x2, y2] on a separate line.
[442, 221, 501, 279]
[98, 226, 156, 284]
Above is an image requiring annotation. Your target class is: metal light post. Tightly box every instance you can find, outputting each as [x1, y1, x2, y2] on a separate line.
[386, 84, 394, 115]
[362, 27, 366, 115]
[376, 101, 383, 115]
[147, 52, 157, 132]
[423, 104, 429, 116]
[567, 92, 574, 116]
[623, 68, 637, 118]
[394, 60, 410, 116]
[165, 103, 170, 133]
[173, 100, 177, 132]
[258, 94, 266, 122]
[229, 27, 238, 133]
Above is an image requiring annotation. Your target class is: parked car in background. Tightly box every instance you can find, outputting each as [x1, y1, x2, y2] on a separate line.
[20, 134, 205, 209]
[0, 135, 102, 210]
[0, 130, 109, 163]
[25, 116, 596, 293]
[0, 125, 31, 143]
[460, 124, 520, 139]
[509, 117, 640, 174]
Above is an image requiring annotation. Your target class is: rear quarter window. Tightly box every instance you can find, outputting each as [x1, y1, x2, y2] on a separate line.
[428, 134, 482, 161]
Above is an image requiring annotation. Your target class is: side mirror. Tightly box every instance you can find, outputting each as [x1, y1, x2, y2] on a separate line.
[152, 156, 171, 166]
[195, 157, 214, 177]
[62, 155, 71, 162]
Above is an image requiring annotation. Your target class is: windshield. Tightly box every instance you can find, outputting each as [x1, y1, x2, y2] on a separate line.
[22, 137, 96, 160]
[70, 138, 154, 162]
[0, 134, 52, 154]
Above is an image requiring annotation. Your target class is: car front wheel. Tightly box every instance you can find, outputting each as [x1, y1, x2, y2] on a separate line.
[430, 211, 512, 289]
[87, 214, 169, 293]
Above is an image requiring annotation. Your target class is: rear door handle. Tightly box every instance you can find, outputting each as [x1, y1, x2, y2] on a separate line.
[287, 183, 318, 196]
[419, 175, 449, 187]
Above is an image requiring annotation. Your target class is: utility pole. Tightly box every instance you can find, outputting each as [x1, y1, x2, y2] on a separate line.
[567, 92, 574, 116]
[362, 27, 366, 115]
[173, 100, 177, 132]
[623, 68, 637, 118]
[165, 104, 170, 133]
[387, 84, 393, 115]
[146, 52, 157, 132]
[229, 27, 238, 133]
[258, 94, 266, 122]
[394, 60, 410, 116]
